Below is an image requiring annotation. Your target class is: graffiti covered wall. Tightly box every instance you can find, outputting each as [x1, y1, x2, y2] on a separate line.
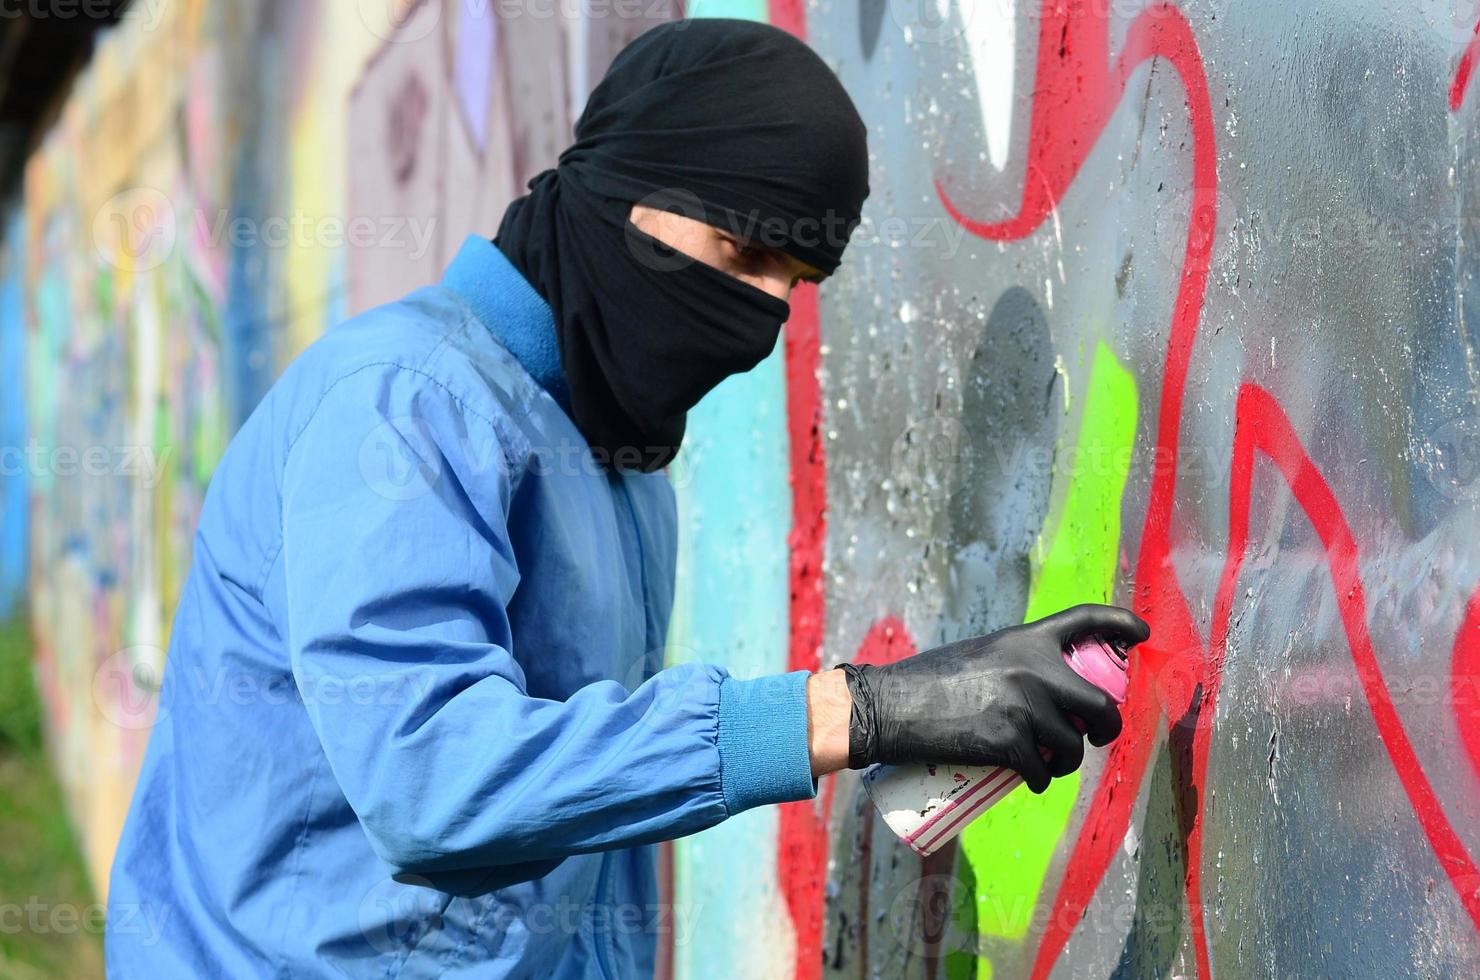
[2, 0, 1479, 976]
[0, 214, 25, 620]
[798, 1, 1480, 976]
[13, 0, 378, 886]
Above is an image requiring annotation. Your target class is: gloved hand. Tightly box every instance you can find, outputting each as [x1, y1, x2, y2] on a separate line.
[837, 604, 1150, 792]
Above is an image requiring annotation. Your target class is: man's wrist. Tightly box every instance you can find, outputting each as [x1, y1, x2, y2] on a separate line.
[806, 668, 852, 777]
[716, 671, 818, 815]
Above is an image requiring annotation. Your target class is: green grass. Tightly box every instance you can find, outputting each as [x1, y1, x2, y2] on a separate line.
[0, 616, 103, 980]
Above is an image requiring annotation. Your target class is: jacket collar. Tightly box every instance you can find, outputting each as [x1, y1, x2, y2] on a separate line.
[442, 235, 571, 410]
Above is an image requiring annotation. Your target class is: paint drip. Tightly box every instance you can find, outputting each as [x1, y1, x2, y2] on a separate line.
[861, 634, 1131, 856]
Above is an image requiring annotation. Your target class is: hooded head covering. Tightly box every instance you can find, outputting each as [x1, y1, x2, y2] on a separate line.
[495, 18, 869, 472]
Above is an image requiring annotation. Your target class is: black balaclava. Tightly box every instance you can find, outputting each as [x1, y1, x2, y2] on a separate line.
[495, 18, 869, 472]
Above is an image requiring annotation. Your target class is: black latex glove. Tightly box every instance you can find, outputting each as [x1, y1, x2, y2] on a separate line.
[837, 604, 1151, 792]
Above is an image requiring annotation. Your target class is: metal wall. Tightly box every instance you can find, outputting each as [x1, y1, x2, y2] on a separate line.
[799, 1, 1480, 976]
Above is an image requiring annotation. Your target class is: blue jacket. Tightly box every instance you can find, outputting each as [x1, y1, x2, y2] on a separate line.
[105, 235, 817, 978]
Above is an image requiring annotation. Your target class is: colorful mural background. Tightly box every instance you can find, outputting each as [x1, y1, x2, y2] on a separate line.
[1, 0, 1479, 977]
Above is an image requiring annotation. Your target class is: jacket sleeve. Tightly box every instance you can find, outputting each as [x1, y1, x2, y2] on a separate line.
[279, 364, 816, 875]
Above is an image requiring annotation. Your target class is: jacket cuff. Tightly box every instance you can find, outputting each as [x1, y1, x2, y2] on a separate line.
[716, 670, 818, 816]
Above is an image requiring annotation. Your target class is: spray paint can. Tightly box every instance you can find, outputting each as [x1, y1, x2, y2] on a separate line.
[860, 634, 1131, 856]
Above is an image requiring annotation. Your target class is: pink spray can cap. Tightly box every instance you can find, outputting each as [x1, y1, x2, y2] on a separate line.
[1062, 634, 1131, 703]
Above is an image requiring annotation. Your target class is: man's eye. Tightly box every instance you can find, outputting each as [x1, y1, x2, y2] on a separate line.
[726, 238, 761, 259]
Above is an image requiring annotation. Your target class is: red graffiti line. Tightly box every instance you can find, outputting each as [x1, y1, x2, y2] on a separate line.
[768, 0, 806, 39]
[767, 0, 833, 926]
[1451, 16, 1480, 111]
[850, 617, 918, 980]
[941, 2, 1219, 966]
[777, 276, 831, 980]
[1456, 585, 1480, 777]
[766, 8, 891, 979]
[1212, 384, 1480, 930]
[935, 2, 1480, 979]
[765, 6, 996, 975]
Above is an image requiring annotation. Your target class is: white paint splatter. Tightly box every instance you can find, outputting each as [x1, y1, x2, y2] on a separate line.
[1123, 822, 1140, 859]
[961, 0, 1016, 171]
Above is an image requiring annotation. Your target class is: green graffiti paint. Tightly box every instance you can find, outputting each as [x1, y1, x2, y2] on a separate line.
[954, 342, 1138, 968]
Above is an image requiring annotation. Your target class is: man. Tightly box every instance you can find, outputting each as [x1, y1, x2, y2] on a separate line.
[106, 19, 1148, 977]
